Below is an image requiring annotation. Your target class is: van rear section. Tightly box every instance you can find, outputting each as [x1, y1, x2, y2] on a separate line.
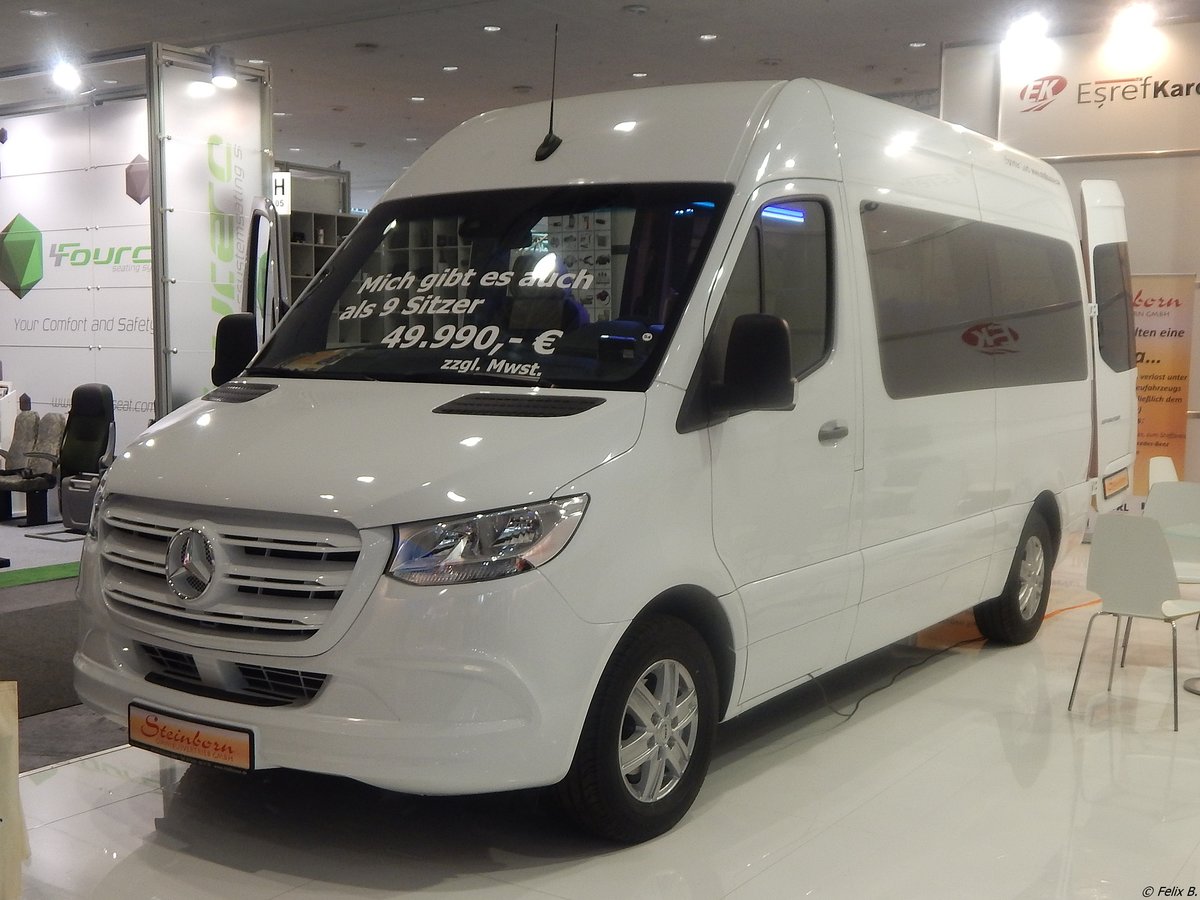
[74, 79, 1135, 844]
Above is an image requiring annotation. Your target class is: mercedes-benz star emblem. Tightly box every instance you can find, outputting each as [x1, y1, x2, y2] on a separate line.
[165, 527, 216, 601]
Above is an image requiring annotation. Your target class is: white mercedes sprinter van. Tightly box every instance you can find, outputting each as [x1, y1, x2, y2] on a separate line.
[74, 79, 1137, 842]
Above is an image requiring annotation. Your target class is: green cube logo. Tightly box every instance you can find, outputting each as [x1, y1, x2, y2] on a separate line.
[0, 214, 43, 298]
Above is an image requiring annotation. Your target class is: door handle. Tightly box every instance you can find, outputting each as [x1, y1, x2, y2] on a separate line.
[818, 420, 849, 444]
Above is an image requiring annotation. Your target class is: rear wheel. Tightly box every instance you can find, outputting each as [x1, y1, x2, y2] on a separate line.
[557, 614, 717, 843]
[974, 512, 1053, 644]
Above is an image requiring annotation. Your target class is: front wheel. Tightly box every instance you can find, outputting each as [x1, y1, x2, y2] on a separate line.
[557, 614, 718, 843]
[974, 511, 1053, 644]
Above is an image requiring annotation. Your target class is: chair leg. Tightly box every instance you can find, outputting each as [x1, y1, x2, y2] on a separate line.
[1108, 615, 1123, 692]
[23, 489, 48, 527]
[1069, 611, 1104, 712]
[1120, 617, 1133, 668]
[1172, 621, 1180, 732]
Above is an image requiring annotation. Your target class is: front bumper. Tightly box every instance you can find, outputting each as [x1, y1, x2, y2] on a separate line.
[74, 544, 622, 795]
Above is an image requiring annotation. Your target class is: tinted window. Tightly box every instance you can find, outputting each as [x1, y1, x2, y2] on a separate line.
[710, 200, 831, 380]
[1093, 242, 1136, 373]
[861, 201, 1087, 398]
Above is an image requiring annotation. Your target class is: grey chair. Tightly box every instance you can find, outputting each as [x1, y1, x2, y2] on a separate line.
[0, 411, 64, 526]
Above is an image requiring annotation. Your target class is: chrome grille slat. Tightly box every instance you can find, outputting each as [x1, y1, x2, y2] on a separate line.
[113, 589, 320, 634]
[101, 498, 362, 642]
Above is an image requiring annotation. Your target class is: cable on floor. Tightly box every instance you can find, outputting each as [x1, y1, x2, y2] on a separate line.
[810, 635, 986, 721]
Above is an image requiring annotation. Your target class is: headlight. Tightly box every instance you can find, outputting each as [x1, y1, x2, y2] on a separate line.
[388, 495, 588, 585]
[86, 468, 111, 540]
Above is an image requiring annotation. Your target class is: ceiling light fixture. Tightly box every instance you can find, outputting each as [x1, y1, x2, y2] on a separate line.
[1001, 12, 1060, 76]
[1104, 2, 1164, 68]
[51, 61, 81, 92]
[442, 65, 459, 72]
[631, 72, 648, 78]
[483, 25, 501, 32]
[699, 33, 718, 41]
[623, 3, 649, 13]
[908, 41, 928, 48]
[22, 8, 52, 16]
[208, 46, 237, 89]
[410, 96, 425, 102]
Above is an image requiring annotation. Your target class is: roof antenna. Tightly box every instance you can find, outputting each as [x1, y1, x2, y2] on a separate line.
[534, 24, 563, 161]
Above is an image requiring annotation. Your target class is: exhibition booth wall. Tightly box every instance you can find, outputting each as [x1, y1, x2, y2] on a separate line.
[942, 19, 1200, 494]
[0, 46, 270, 449]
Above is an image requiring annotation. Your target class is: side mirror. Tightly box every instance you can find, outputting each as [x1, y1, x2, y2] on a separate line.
[713, 313, 795, 414]
[211, 313, 258, 385]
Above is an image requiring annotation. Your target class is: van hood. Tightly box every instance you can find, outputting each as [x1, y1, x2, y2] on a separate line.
[110, 380, 644, 528]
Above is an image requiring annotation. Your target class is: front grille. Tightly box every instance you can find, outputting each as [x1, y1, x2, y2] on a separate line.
[140, 643, 200, 682]
[138, 643, 328, 706]
[235, 664, 328, 702]
[101, 499, 362, 643]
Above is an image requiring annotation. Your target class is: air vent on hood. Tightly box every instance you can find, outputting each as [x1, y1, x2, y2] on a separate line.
[203, 381, 278, 403]
[433, 394, 605, 417]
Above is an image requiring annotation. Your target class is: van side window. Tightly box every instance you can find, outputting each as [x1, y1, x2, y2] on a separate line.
[1092, 242, 1137, 373]
[711, 200, 831, 379]
[861, 201, 1088, 399]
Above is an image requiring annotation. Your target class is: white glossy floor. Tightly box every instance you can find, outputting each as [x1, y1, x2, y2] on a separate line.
[17, 542, 1200, 899]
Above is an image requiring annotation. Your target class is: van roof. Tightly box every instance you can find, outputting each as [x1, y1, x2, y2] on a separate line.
[380, 78, 1069, 230]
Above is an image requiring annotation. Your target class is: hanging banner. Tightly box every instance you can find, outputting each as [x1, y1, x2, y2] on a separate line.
[999, 20, 1200, 158]
[1132, 273, 1194, 494]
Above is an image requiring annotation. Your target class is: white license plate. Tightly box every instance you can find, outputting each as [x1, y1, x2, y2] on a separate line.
[128, 704, 254, 772]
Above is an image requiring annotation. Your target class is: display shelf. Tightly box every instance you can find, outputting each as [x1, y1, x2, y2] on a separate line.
[286, 210, 361, 299]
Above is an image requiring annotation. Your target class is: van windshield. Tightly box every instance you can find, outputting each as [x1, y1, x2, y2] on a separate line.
[250, 184, 732, 390]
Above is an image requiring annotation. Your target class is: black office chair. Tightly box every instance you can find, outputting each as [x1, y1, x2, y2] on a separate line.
[57, 383, 116, 533]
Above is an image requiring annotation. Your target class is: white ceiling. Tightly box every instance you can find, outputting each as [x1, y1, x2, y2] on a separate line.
[4, 0, 1200, 209]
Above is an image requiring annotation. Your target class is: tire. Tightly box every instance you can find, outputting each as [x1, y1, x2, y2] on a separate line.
[556, 614, 718, 843]
[973, 512, 1054, 645]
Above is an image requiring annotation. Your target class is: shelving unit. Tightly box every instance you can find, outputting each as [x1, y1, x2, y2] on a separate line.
[286, 210, 360, 299]
[335, 216, 473, 345]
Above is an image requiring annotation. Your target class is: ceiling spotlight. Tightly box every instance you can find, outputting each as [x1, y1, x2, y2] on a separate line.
[22, 8, 52, 16]
[1005, 12, 1050, 46]
[209, 47, 237, 89]
[908, 41, 928, 48]
[483, 25, 501, 32]
[1113, 1, 1156, 32]
[248, 58, 266, 65]
[1002, 12, 1060, 74]
[699, 33, 718, 41]
[52, 61, 81, 92]
[631, 72, 648, 78]
[442, 65, 459, 72]
[410, 96, 425, 102]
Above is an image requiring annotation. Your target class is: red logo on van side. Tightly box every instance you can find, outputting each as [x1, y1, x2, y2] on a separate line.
[963, 323, 1020, 355]
[1019, 75, 1067, 112]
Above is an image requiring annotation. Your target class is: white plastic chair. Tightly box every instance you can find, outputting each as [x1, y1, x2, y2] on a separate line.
[1069, 513, 1200, 730]
[1148, 455, 1180, 487]
[1143, 482, 1200, 636]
